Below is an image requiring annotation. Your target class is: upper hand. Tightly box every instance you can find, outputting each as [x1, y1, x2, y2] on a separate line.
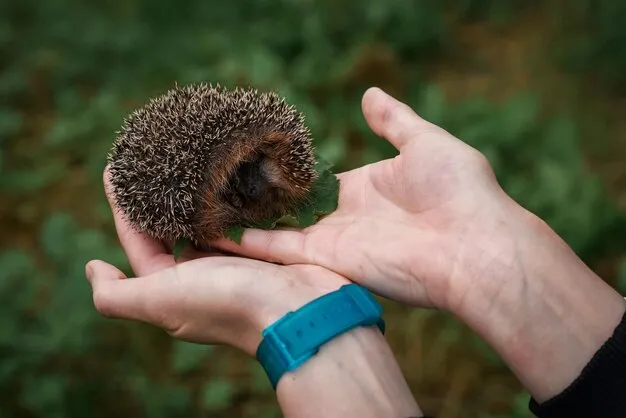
[214, 87, 531, 314]
[85, 171, 349, 356]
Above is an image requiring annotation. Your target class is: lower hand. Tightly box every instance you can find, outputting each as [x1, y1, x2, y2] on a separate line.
[86, 171, 349, 357]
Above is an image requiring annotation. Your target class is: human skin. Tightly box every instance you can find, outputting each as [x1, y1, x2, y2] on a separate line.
[85, 172, 423, 417]
[214, 87, 626, 403]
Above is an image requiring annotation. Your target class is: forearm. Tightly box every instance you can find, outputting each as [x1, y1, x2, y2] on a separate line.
[275, 326, 422, 418]
[457, 203, 626, 402]
[248, 279, 422, 418]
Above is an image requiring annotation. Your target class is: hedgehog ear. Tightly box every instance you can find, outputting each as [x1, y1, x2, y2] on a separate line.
[258, 156, 285, 188]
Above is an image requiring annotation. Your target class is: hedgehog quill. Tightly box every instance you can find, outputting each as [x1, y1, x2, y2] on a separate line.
[107, 83, 339, 251]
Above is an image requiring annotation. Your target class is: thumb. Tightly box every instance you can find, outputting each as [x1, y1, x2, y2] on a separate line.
[361, 87, 443, 151]
[86, 259, 175, 328]
[86, 259, 127, 284]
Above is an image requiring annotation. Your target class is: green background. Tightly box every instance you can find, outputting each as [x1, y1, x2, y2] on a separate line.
[2, 1, 626, 417]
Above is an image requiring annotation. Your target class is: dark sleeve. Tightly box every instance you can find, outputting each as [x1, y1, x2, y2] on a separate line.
[529, 308, 626, 418]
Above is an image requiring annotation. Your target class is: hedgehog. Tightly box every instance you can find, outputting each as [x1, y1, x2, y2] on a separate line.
[107, 83, 318, 248]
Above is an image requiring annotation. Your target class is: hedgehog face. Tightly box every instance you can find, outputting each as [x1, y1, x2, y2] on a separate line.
[227, 155, 276, 208]
[223, 152, 294, 224]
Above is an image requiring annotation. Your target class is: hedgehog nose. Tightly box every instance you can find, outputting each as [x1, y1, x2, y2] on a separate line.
[247, 184, 260, 199]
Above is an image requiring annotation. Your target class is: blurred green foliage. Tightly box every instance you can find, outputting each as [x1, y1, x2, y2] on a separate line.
[558, 0, 626, 90]
[2, 1, 626, 417]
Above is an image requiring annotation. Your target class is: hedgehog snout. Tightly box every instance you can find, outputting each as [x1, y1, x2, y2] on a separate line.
[236, 175, 267, 202]
[242, 182, 262, 199]
[229, 156, 271, 205]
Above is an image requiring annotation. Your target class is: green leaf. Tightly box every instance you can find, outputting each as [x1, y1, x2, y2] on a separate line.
[173, 238, 190, 260]
[220, 153, 340, 237]
[289, 153, 340, 226]
[294, 203, 317, 227]
[275, 214, 301, 228]
[255, 217, 280, 230]
[225, 225, 245, 245]
[315, 153, 335, 173]
[313, 171, 340, 215]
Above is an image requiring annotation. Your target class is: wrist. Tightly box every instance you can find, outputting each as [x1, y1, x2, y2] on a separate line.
[255, 282, 386, 389]
[443, 198, 541, 321]
[276, 325, 422, 417]
[256, 284, 336, 331]
[450, 200, 626, 401]
[233, 266, 350, 357]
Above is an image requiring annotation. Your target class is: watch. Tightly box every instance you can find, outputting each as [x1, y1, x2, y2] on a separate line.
[256, 283, 386, 388]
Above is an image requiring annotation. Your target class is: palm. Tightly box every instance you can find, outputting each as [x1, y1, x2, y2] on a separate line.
[299, 143, 494, 305]
[149, 255, 349, 354]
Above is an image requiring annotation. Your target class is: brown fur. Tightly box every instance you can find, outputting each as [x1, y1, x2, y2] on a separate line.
[194, 130, 317, 247]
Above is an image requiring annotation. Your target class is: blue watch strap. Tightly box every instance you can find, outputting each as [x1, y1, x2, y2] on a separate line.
[256, 284, 385, 388]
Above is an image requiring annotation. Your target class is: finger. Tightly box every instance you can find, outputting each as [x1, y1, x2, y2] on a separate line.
[361, 87, 442, 150]
[86, 259, 143, 320]
[213, 228, 309, 265]
[86, 259, 176, 328]
[103, 167, 174, 276]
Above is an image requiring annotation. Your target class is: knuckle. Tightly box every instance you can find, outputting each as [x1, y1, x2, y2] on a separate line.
[469, 150, 496, 176]
[381, 102, 394, 131]
[162, 317, 184, 336]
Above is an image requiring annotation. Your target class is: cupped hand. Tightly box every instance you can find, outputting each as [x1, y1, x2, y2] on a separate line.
[85, 171, 349, 356]
[215, 87, 531, 314]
